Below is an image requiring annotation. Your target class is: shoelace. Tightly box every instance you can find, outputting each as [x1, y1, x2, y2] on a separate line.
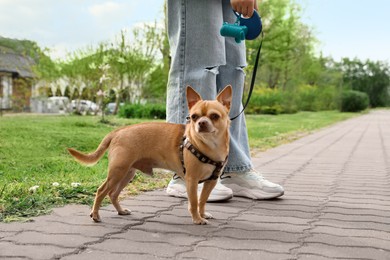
[173, 171, 265, 181]
[172, 173, 181, 180]
[220, 172, 231, 180]
[220, 171, 266, 181]
[174, 172, 232, 180]
[247, 171, 266, 181]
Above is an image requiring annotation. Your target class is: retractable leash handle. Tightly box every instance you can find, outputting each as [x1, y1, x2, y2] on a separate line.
[220, 10, 262, 42]
[220, 10, 264, 121]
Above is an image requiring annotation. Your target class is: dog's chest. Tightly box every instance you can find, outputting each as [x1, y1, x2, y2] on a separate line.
[195, 162, 216, 180]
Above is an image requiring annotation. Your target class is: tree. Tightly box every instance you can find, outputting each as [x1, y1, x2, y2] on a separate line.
[247, 0, 317, 89]
[339, 58, 390, 107]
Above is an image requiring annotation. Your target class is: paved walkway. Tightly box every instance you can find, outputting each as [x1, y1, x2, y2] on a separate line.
[1, 110, 390, 260]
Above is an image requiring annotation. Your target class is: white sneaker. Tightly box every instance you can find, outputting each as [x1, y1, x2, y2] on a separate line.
[166, 175, 233, 202]
[221, 170, 284, 199]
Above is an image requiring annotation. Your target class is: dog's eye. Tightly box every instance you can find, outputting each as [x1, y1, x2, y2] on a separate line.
[191, 114, 199, 121]
[210, 113, 220, 121]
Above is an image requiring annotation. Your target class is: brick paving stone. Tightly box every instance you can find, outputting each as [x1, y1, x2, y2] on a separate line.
[304, 233, 390, 252]
[310, 226, 390, 241]
[3, 231, 97, 248]
[88, 238, 191, 258]
[314, 218, 390, 232]
[179, 246, 292, 260]
[225, 220, 307, 234]
[111, 229, 204, 246]
[131, 221, 220, 235]
[297, 243, 390, 260]
[247, 207, 318, 219]
[212, 227, 302, 243]
[1, 110, 390, 260]
[0, 241, 75, 259]
[62, 250, 163, 260]
[320, 212, 390, 223]
[195, 237, 298, 254]
[234, 213, 310, 225]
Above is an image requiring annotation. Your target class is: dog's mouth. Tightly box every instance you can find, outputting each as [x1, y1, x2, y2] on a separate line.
[198, 125, 211, 133]
[198, 128, 216, 134]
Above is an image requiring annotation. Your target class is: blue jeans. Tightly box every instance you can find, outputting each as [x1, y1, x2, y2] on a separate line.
[167, 0, 253, 173]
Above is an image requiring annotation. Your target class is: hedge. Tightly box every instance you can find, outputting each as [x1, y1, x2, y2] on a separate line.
[118, 103, 166, 119]
[340, 90, 369, 112]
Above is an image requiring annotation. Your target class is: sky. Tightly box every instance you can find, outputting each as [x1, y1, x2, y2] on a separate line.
[0, 0, 389, 62]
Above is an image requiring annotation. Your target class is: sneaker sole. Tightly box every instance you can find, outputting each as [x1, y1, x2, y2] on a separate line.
[166, 187, 233, 202]
[225, 184, 284, 200]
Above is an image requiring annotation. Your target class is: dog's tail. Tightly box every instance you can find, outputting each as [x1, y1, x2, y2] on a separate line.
[67, 132, 114, 166]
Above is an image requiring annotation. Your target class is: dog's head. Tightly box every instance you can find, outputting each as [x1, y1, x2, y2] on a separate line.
[186, 85, 232, 138]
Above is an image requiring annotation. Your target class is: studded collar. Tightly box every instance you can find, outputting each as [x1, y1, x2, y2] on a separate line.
[179, 136, 228, 183]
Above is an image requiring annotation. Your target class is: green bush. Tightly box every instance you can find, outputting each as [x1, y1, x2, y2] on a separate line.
[246, 85, 339, 115]
[247, 88, 292, 115]
[340, 90, 369, 112]
[118, 103, 166, 119]
[296, 85, 339, 111]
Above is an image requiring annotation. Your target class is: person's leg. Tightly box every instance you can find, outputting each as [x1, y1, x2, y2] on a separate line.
[166, 0, 232, 201]
[215, 0, 252, 173]
[167, 0, 226, 124]
[218, 0, 284, 199]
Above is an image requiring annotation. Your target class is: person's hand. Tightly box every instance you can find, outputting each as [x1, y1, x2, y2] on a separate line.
[230, 0, 258, 18]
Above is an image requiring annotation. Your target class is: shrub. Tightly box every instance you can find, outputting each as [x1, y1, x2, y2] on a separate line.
[340, 90, 369, 112]
[118, 103, 166, 119]
[297, 85, 318, 111]
[246, 85, 340, 115]
[247, 88, 294, 115]
[296, 85, 339, 111]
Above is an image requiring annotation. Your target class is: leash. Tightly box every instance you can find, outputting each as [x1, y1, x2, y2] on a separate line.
[230, 32, 264, 121]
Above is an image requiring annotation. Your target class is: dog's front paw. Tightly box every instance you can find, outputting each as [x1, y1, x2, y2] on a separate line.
[118, 208, 131, 215]
[193, 217, 209, 225]
[90, 212, 101, 223]
[201, 212, 214, 219]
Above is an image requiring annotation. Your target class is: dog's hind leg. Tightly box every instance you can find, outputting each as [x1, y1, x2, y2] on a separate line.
[90, 154, 131, 222]
[90, 179, 109, 222]
[109, 168, 136, 216]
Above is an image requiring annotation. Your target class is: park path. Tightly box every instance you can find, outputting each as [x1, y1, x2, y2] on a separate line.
[1, 110, 390, 259]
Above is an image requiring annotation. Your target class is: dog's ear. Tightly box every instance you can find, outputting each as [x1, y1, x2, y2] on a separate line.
[217, 85, 232, 111]
[186, 86, 202, 110]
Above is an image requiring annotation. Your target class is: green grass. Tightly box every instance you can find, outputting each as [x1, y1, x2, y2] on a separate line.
[0, 115, 168, 222]
[246, 111, 360, 151]
[0, 111, 358, 222]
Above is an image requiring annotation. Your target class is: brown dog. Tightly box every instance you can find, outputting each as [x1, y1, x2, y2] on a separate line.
[67, 85, 232, 224]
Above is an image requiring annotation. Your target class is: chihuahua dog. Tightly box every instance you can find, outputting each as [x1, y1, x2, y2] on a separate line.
[67, 85, 232, 224]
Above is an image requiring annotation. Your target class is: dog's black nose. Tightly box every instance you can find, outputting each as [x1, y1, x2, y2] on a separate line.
[198, 119, 210, 132]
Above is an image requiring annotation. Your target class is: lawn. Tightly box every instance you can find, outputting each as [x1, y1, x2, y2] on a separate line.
[246, 111, 359, 151]
[0, 111, 358, 222]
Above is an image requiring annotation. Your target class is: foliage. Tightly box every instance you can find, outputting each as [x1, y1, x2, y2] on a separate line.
[340, 90, 369, 112]
[339, 58, 390, 107]
[118, 103, 166, 119]
[247, 84, 339, 114]
[247, 0, 318, 89]
[31, 22, 166, 115]
[297, 85, 339, 111]
[143, 64, 168, 102]
[0, 36, 41, 60]
[244, 0, 389, 113]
